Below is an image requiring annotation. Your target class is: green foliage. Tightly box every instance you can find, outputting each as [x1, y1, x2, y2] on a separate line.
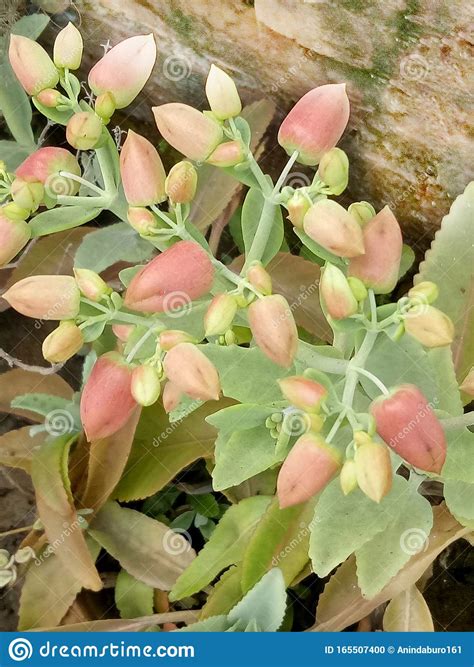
[75, 223, 155, 272]
[115, 569, 155, 620]
[29, 206, 104, 237]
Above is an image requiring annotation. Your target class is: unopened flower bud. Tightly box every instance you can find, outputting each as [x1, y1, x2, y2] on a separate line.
[88, 34, 156, 109]
[165, 161, 198, 204]
[153, 103, 223, 161]
[9, 34, 59, 95]
[348, 206, 402, 294]
[318, 147, 349, 195]
[159, 329, 196, 351]
[246, 261, 272, 295]
[370, 384, 447, 474]
[35, 88, 62, 108]
[42, 320, 83, 362]
[112, 323, 134, 342]
[303, 199, 364, 258]
[0, 214, 31, 267]
[320, 263, 358, 320]
[3, 275, 80, 320]
[66, 112, 103, 150]
[124, 240, 214, 313]
[204, 293, 238, 336]
[2, 202, 29, 221]
[340, 459, 358, 496]
[127, 207, 158, 235]
[95, 92, 116, 121]
[120, 130, 166, 206]
[348, 201, 375, 226]
[278, 376, 327, 413]
[206, 141, 244, 167]
[53, 22, 83, 70]
[354, 439, 392, 503]
[286, 191, 311, 229]
[205, 64, 242, 120]
[460, 367, 474, 397]
[10, 178, 44, 212]
[248, 294, 298, 368]
[277, 433, 341, 508]
[306, 412, 325, 433]
[347, 276, 368, 302]
[404, 305, 454, 348]
[408, 281, 439, 305]
[162, 381, 183, 413]
[131, 365, 161, 406]
[74, 268, 110, 302]
[163, 343, 221, 401]
[80, 352, 136, 440]
[278, 84, 350, 166]
[16, 147, 81, 197]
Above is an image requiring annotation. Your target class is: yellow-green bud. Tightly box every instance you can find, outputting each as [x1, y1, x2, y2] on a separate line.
[348, 201, 376, 226]
[404, 305, 454, 348]
[340, 459, 358, 495]
[53, 22, 83, 70]
[205, 64, 242, 121]
[347, 276, 368, 302]
[204, 293, 238, 336]
[354, 438, 392, 503]
[95, 92, 116, 121]
[66, 112, 103, 150]
[10, 179, 44, 212]
[408, 281, 439, 305]
[246, 261, 272, 295]
[3, 202, 30, 221]
[317, 147, 349, 195]
[320, 263, 358, 320]
[42, 320, 84, 362]
[165, 161, 198, 204]
[74, 268, 111, 302]
[131, 364, 161, 406]
[286, 191, 311, 229]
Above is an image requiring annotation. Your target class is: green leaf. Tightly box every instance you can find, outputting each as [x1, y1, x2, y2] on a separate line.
[170, 496, 271, 601]
[0, 61, 35, 148]
[398, 244, 416, 279]
[11, 393, 78, 422]
[74, 222, 155, 272]
[442, 427, 474, 483]
[179, 615, 230, 632]
[11, 13, 50, 39]
[227, 568, 286, 632]
[383, 586, 434, 631]
[29, 206, 103, 237]
[89, 501, 195, 589]
[115, 569, 154, 620]
[415, 182, 474, 386]
[201, 565, 244, 619]
[241, 188, 283, 265]
[32, 97, 74, 125]
[0, 139, 29, 169]
[444, 479, 474, 527]
[206, 403, 276, 434]
[188, 493, 220, 518]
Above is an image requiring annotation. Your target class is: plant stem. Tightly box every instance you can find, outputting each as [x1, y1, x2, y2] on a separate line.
[326, 409, 347, 443]
[442, 412, 474, 430]
[242, 196, 276, 272]
[272, 150, 299, 194]
[59, 171, 106, 196]
[0, 524, 36, 538]
[95, 145, 117, 194]
[125, 327, 159, 364]
[351, 366, 389, 395]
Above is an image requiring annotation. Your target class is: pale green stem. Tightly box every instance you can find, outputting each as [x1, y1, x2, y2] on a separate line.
[80, 298, 110, 314]
[352, 366, 389, 396]
[442, 412, 474, 430]
[126, 327, 159, 364]
[0, 524, 36, 538]
[272, 150, 299, 194]
[326, 409, 347, 443]
[95, 145, 117, 194]
[59, 171, 105, 196]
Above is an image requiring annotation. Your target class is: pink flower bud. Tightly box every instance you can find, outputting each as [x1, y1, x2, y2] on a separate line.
[317, 147, 349, 195]
[88, 34, 156, 109]
[163, 343, 221, 401]
[66, 112, 103, 150]
[16, 147, 81, 197]
[320, 263, 358, 320]
[36, 88, 62, 107]
[120, 130, 166, 206]
[11, 178, 44, 212]
[286, 191, 311, 229]
[80, 352, 137, 441]
[340, 459, 357, 495]
[205, 64, 242, 120]
[248, 294, 298, 368]
[354, 437, 392, 503]
[278, 376, 327, 413]
[53, 22, 83, 70]
[246, 262, 272, 295]
[460, 367, 474, 397]
[74, 268, 110, 302]
[131, 365, 161, 406]
[204, 293, 238, 336]
[165, 161, 198, 204]
[404, 305, 454, 348]
[127, 207, 158, 235]
[278, 84, 350, 166]
[370, 384, 447, 474]
[3, 275, 80, 320]
[159, 329, 197, 351]
[277, 433, 341, 508]
[303, 199, 364, 258]
[162, 381, 183, 413]
[124, 240, 214, 313]
[206, 140, 244, 167]
[9, 34, 59, 95]
[0, 213, 31, 267]
[112, 323, 134, 343]
[42, 320, 84, 363]
[348, 206, 402, 294]
[153, 103, 223, 161]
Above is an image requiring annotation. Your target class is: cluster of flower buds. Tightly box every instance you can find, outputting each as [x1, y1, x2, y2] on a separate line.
[401, 281, 454, 348]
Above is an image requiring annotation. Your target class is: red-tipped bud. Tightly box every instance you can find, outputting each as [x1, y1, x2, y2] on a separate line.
[246, 262, 272, 295]
[370, 384, 447, 474]
[340, 459, 358, 495]
[74, 268, 111, 302]
[127, 207, 158, 235]
[278, 376, 327, 413]
[205, 64, 242, 120]
[303, 199, 364, 258]
[120, 130, 166, 206]
[277, 433, 341, 508]
[3, 275, 80, 320]
[9, 34, 59, 95]
[163, 343, 221, 401]
[460, 367, 474, 397]
[16, 147, 81, 198]
[42, 320, 83, 363]
[53, 22, 83, 70]
[278, 84, 350, 166]
[348, 201, 375, 226]
[404, 305, 454, 348]
[206, 140, 244, 167]
[165, 161, 198, 204]
[10, 179, 44, 212]
[131, 365, 161, 406]
[159, 329, 197, 351]
[124, 240, 214, 313]
[348, 206, 402, 294]
[66, 112, 103, 150]
[204, 293, 238, 336]
[153, 103, 223, 161]
[408, 281, 439, 305]
[35, 88, 62, 108]
[0, 214, 31, 266]
[88, 34, 156, 109]
[320, 263, 358, 320]
[354, 436, 392, 503]
[318, 147, 349, 195]
[286, 191, 311, 229]
[80, 352, 136, 440]
[162, 381, 183, 413]
[112, 323, 134, 343]
[248, 294, 298, 368]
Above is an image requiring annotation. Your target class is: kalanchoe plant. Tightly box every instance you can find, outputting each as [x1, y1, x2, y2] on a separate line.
[0, 21, 473, 635]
